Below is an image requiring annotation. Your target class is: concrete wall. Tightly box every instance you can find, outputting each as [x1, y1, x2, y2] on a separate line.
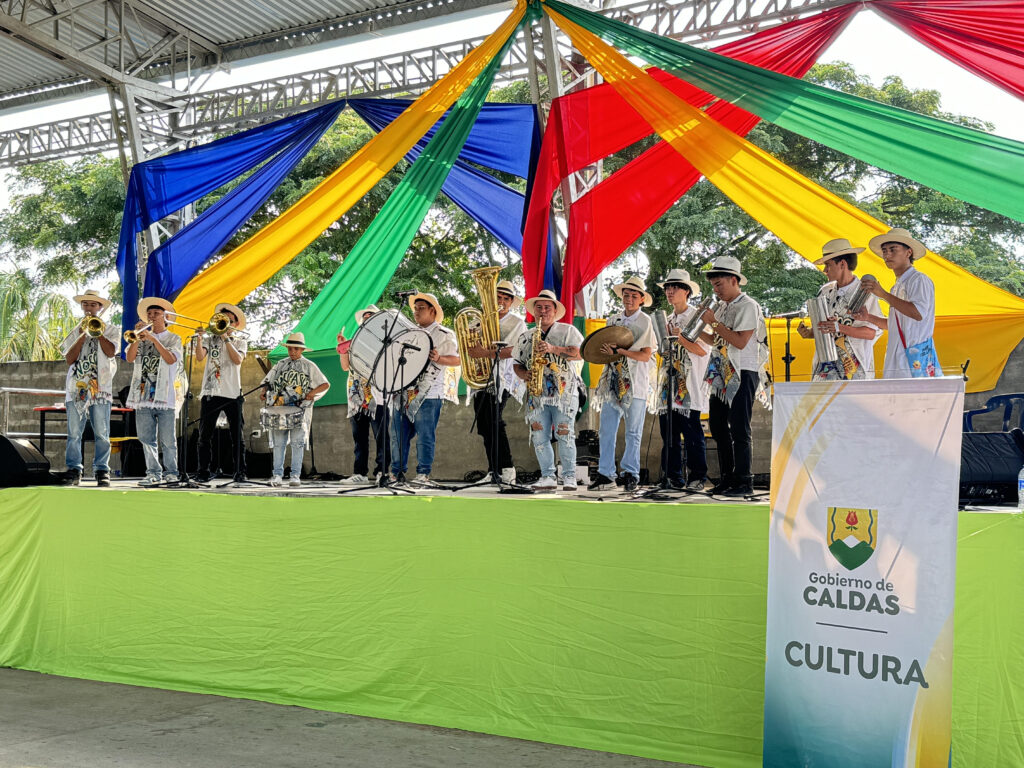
[8, 340, 1022, 481]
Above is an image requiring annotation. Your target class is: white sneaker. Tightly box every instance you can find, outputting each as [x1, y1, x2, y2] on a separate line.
[137, 475, 161, 487]
[472, 472, 494, 485]
[686, 478, 706, 492]
[500, 467, 517, 484]
[269, 476, 283, 487]
[562, 479, 578, 492]
[288, 478, 301, 488]
[341, 474, 370, 485]
[163, 474, 179, 484]
[531, 476, 558, 491]
[412, 474, 434, 487]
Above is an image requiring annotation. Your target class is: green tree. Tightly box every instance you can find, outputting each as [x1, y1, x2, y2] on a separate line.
[0, 269, 76, 362]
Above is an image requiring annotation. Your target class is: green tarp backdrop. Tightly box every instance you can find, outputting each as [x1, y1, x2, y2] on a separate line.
[0, 488, 1020, 767]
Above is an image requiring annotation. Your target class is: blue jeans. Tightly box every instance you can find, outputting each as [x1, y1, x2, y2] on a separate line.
[65, 400, 111, 472]
[528, 404, 576, 480]
[271, 426, 305, 479]
[390, 399, 442, 476]
[598, 397, 647, 479]
[135, 407, 178, 479]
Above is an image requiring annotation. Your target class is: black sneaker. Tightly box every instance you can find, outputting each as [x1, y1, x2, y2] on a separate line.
[60, 469, 82, 486]
[721, 484, 754, 498]
[195, 470, 212, 482]
[95, 470, 110, 488]
[710, 479, 734, 495]
[232, 473, 248, 483]
[588, 473, 616, 491]
[622, 473, 639, 492]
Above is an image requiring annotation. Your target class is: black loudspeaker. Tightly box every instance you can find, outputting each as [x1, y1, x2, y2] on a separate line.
[960, 429, 1024, 504]
[0, 436, 56, 487]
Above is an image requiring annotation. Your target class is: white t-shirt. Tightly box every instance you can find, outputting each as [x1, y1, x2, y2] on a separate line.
[61, 323, 120, 405]
[127, 330, 182, 410]
[200, 335, 248, 398]
[605, 309, 657, 398]
[668, 306, 711, 413]
[417, 322, 459, 401]
[883, 267, 937, 379]
[713, 293, 764, 372]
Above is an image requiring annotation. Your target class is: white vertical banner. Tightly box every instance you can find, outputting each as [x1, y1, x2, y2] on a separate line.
[764, 378, 963, 768]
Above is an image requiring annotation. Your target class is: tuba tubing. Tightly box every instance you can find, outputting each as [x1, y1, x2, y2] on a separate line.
[455, 266, 503, 389]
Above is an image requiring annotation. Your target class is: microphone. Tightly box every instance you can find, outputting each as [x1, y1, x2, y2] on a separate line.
[394, 290, 418, 299]
[493, 341, 510, 348]
[400, 341, 422, 352]
[651, 309, 670, 351]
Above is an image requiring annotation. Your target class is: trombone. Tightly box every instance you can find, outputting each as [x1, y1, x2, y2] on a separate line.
[123, 319, 193, 344]
[171, 311, 249, 338]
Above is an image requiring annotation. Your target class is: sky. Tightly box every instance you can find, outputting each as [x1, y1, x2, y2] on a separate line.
[0, 2, 1021, 295]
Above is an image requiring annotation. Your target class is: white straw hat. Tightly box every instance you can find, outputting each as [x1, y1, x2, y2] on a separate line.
[523, 289, 567, 322]
[705, 256, 747, 286]
[355, 305, 380, 326]
[814, 238, 865, 266]
[868, 228, 927, 260]
[656, 269, 701, 297]
[408, 292, 444, 324]
[73, 289, 112, 314]
[612, 275, 653, 307]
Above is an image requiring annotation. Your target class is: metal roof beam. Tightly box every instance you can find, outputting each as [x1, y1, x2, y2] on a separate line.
[0, 7, 184, 102]
[112, 0, 221, 56]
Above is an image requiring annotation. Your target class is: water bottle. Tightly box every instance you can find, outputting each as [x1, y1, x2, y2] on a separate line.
[1018, 465, 1024, 512]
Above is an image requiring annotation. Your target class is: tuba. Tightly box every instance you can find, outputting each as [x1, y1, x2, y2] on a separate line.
[80, 316, 105, 338]
[454, 266, 502, 389]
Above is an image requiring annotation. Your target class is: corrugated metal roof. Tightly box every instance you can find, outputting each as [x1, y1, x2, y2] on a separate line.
[0, 0, 497, 105]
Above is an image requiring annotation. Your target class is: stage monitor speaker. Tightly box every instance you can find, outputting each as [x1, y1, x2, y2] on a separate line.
[0, 435, 56, 487]
[959, 429, 1024, 504]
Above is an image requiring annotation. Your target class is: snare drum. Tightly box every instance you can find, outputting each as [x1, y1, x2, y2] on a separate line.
[260, 405, 305, 431]
[348, 309, 417, 382]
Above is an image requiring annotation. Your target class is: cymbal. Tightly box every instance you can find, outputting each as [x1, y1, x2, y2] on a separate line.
[581, 325, 635, 364]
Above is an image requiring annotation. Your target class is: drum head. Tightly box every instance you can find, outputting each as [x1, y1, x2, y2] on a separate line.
[580, 325, 635, 364]
[349, 309, 414, 381]
[372, 328, 433, 394]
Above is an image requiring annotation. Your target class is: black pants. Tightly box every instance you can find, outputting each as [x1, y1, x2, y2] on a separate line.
[659, 409, 708, 484]
[708, 370, 758, 485]
[197, 395, 245, 476]
[473, 390, 513, 474]
[351, 405, 389, 477]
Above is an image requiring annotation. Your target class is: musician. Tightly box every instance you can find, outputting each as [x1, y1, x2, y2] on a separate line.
[466, 280, 527, 484]
[260, 332, 330, 487]
[390, 293, 460, 487]
[194, 302, 248, 482]
[589, 276, 656, 493]
[854, 228, 940, 379]
[338, 304, 390, 485]
[656, 270, 710, 491]
[797, 238, 882, 380]
[126, 297, 183, 486]
[59, 289, 120, 487]
[699, 257, 769, 498]
[512, 289, 584, 492]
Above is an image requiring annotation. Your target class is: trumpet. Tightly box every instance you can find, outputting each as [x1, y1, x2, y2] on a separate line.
[124, 323, 153, 344]
[79, 316, 105, 338]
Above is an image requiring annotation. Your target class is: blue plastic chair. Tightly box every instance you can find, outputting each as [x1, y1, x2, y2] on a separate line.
[963, 394, 1024, 432]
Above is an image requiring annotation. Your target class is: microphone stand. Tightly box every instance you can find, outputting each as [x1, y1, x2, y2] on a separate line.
[166, 331, 208, 489]
[635, 331, 685, 500]
[216, 382, 274, 488]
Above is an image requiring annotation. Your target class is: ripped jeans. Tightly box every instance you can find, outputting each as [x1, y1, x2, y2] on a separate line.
[527, 404, 576, 481]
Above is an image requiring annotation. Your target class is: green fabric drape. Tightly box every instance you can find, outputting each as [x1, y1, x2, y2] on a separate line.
[277, 22, 524, 361]
[543, 0, 1024, 224]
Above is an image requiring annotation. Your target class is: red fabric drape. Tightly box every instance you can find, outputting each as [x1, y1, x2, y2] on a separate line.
[520, 4, 857, 310]
[873, 1, 1024, 102]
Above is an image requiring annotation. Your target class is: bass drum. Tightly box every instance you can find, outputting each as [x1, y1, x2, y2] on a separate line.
[372, 327, 433, 394]
[349, 309, 417, 382]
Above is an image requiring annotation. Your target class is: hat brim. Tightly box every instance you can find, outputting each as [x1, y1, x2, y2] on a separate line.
[813, 246, 865, 266]
[496, 289, 523, 311]
[408, 293, 444, 324]
[524, 295, 566, 322]
[74, 294, 112, 313]
[137, 296, 175, 319]
[355, 306, 380, 326]
[868, 233, 927, 260]
[283, 341, 308, 349]
[657, 279, 701, 297]
[612, 282, 654, 308]
[706, 270, 748, 287]
[214, 302, 246, 331]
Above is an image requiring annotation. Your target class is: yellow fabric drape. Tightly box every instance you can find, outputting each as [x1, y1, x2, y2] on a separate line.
[171, 1, 527, 326]
[545, 6, 1024, 392]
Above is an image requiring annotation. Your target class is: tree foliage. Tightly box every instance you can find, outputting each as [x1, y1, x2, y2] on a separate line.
[0, 269, 76, 362]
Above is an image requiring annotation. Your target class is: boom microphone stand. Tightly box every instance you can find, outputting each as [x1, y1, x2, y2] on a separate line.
[166, 331, 208, 489]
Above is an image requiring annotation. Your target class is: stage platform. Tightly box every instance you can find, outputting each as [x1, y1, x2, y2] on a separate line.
[0, 487, 1020, 768]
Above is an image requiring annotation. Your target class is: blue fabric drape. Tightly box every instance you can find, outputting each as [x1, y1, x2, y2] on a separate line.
[350, 99, 558, 278]
[116, 101, 346, 340]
